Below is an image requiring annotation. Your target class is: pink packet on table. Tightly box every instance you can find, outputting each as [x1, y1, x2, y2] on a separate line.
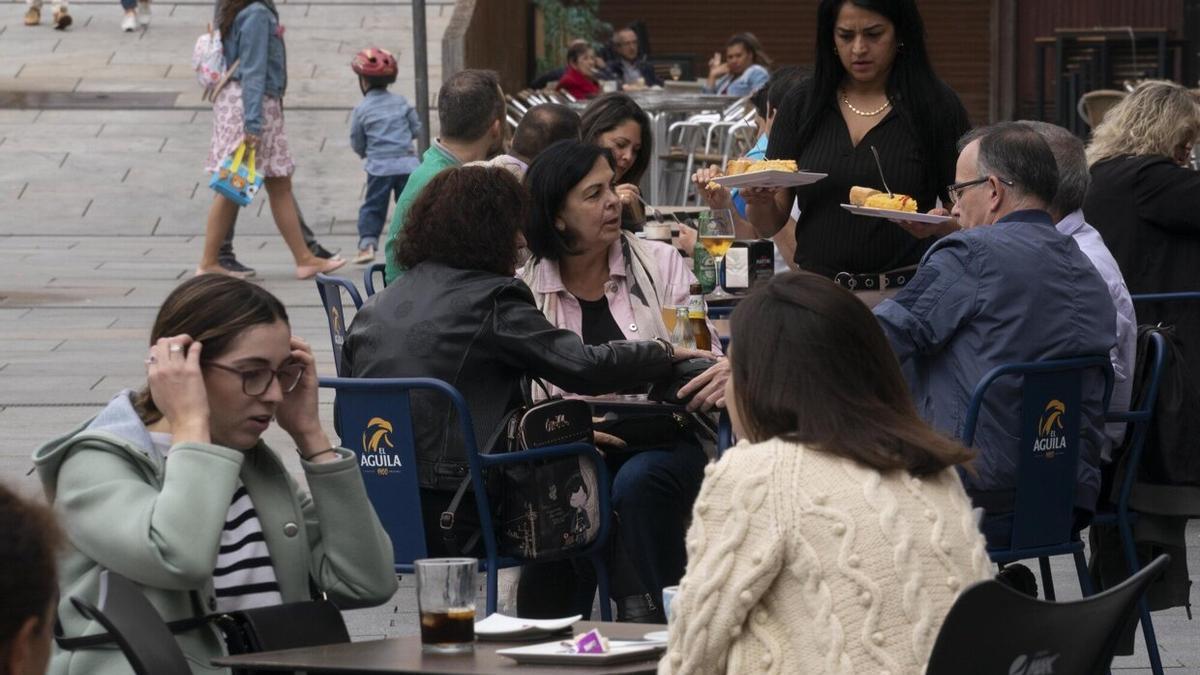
[573, 628, 607, 654]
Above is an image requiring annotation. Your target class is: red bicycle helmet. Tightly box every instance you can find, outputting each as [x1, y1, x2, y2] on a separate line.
[351, 47, 398, 78]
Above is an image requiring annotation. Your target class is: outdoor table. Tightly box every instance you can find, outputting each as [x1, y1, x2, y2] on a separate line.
[212, 620, 666, 674]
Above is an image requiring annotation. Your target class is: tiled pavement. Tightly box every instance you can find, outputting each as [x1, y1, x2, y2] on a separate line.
[1, 1, 1198, 669]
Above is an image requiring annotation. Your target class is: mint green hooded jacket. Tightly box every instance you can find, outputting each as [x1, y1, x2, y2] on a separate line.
[32, 391, 398, 675]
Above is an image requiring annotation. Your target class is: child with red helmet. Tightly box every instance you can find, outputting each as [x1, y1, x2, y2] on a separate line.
[349, 47, 422, 264]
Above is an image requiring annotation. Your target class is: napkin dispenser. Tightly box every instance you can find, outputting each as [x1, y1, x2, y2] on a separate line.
[724, 240, 775, 291]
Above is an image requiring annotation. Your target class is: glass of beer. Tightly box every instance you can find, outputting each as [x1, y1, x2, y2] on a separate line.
[699, 209, 736, 299]
[660, 283, 685, 332]
[415, 558, 476, 653]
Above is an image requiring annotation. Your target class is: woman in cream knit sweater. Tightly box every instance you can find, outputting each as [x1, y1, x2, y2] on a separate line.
[660, 273, 992, 675]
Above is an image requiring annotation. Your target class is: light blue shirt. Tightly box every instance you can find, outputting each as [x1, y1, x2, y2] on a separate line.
[349, 89, 422, 177]
[706, 64, 769, 97]
[1056, 208, 1137, 460]
[874, 209, 1116, 513]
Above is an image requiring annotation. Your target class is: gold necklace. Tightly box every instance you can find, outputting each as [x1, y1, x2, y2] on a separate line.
[841, 90, 891, 116]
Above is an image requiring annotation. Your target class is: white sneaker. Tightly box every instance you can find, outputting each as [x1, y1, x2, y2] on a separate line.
[120, 12, 136, 31]
[137, 0, 149, 26]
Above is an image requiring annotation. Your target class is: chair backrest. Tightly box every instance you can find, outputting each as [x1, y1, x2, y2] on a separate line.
[318, 377, 484, 569]
[926, 554, 1169, 675]
[68, 570, 191, 675]
[313, 274, 363, 376]
[962, 355, 1113, 551]
[363, 262, 387, 298]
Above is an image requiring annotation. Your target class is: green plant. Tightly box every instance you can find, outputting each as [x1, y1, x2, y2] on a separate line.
[534, 0, 611, 74]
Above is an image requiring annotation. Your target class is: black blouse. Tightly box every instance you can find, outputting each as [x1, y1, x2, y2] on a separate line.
[767, 85, 968, 276]
[576, 295, 627, 346]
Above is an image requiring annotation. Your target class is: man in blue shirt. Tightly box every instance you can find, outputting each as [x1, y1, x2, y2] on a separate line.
[874, 123, 1116, 548]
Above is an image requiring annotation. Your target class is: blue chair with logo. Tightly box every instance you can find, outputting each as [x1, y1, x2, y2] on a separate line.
[962, 354, 1114, 600]
[1092, 329, 1169, 674]
[314, 274, 363, 376]
[318, 376, 613, 619]
[363, 263, 387, 297]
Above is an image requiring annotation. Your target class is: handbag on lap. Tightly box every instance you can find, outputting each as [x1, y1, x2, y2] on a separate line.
[441, 379, 603, 561]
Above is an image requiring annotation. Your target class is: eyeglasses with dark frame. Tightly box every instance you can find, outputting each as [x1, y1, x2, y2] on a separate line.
[946, 175, 1015, 205]
[204, 362, 305, 396]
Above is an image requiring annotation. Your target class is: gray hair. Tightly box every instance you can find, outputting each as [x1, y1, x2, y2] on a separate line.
[1019, 121, 1089, 217]
[956, 123, 1059, 207]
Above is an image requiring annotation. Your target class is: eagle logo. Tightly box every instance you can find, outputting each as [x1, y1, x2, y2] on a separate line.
[362, 417, 395, 476]
[1038, 399, 1066, 437]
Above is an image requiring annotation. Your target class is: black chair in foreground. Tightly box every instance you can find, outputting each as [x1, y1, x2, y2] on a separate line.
[68, 570, 191, 675]
[926, 554, 1169, 675]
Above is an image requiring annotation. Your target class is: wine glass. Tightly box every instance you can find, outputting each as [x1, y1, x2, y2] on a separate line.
[698, 208, 736, 300]
[669, 63, 682, 81]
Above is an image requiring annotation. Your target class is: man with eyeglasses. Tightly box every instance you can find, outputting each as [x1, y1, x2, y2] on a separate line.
[600, 27, 661, 89]
[873, 122, 1116, 557]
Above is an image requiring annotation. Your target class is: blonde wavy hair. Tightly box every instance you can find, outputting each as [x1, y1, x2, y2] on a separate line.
[1086, 80, 1200, 166]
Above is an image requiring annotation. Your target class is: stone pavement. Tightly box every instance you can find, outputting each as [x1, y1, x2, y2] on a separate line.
[1, 1, 1198, 670]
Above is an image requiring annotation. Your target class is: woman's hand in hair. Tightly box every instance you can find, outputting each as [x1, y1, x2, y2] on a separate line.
[147, 335, 211, 444]
[274, 335, 333, 458]
[692, 166, 734, 210]
[677, 357, 729, 412]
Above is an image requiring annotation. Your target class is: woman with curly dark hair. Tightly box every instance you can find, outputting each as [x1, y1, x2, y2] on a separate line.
[341, 165, 707, 556]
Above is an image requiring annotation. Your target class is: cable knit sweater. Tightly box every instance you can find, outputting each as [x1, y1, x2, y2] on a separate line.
[658, 438, 991, 675]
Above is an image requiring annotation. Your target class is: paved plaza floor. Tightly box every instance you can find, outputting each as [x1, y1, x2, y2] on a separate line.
[0, 1, 1197, 669]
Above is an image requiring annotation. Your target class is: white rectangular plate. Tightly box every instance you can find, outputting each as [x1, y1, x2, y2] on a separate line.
[711, 170, 827, 189]
[840, 203, 953, 224]
[474, 613, 581, 639]
[496, 639, 666, 666]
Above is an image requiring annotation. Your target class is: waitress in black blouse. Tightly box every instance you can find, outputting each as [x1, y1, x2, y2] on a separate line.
[746, 0, 968, 300]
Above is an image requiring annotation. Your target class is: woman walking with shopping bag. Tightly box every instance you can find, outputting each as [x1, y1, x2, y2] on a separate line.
[197, 0, 345, 280]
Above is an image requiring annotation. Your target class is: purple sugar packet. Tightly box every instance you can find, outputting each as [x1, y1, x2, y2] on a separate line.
[574, 628, 606, 654]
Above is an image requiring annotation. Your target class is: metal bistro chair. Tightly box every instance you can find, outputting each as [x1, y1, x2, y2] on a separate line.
[68, 570, 191, 675]
[363, 262, 387, 298]
[318, 376, 614, 619]
[926, 554, 1169, 675]
[1093, 329, 1168, 675]
[313, 274, 363, 376]
[962, 354, 1114, 600]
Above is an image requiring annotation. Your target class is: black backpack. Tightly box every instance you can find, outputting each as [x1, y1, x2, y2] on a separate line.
[1123, 324, 1200, 488]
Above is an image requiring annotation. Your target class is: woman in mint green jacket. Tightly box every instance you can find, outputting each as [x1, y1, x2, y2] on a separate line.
[33, 275, 397, 675]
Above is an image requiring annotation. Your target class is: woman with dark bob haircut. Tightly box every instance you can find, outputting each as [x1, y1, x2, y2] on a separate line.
[519, 140, 719, 622]
[342, 165, 706, 559]
[580, 93, 653, 228]
[660, 272, 989, 674]
[747, 0, 969, 305]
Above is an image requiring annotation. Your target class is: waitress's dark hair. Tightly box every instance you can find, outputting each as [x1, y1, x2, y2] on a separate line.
[729, 272, 973, 477]
[133, 275, 289, 426]
[524, 140, 615, 262]
[767, 0, 968, 200]
[579, 93, 652, 184]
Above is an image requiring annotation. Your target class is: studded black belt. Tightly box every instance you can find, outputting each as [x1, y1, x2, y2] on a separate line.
[833, 266, 917, 292]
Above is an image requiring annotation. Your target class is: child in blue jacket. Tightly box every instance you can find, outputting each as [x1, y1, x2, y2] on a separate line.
[350, 47, 422, 264]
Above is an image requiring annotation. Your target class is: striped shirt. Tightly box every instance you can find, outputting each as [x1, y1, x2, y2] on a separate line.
[150, 433, 283, 612]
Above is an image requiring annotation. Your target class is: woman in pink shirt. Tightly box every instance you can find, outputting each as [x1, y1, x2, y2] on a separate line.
[517, 140, 719, 623]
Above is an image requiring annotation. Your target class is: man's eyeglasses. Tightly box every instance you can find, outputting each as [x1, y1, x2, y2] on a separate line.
[946, 175, 1015, 205]
[204, 362, 305, 396]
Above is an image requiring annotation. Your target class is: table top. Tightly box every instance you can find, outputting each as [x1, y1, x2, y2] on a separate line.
[212, 621, 667, 674]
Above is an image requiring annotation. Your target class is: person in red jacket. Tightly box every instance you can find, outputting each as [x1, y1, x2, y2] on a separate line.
[556, 41, 601, 100]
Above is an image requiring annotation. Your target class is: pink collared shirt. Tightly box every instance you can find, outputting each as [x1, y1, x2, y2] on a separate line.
[523, 238, 723, 352]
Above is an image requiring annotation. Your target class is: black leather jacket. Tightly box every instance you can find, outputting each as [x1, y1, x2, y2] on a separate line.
[341, 262, 674, 492]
